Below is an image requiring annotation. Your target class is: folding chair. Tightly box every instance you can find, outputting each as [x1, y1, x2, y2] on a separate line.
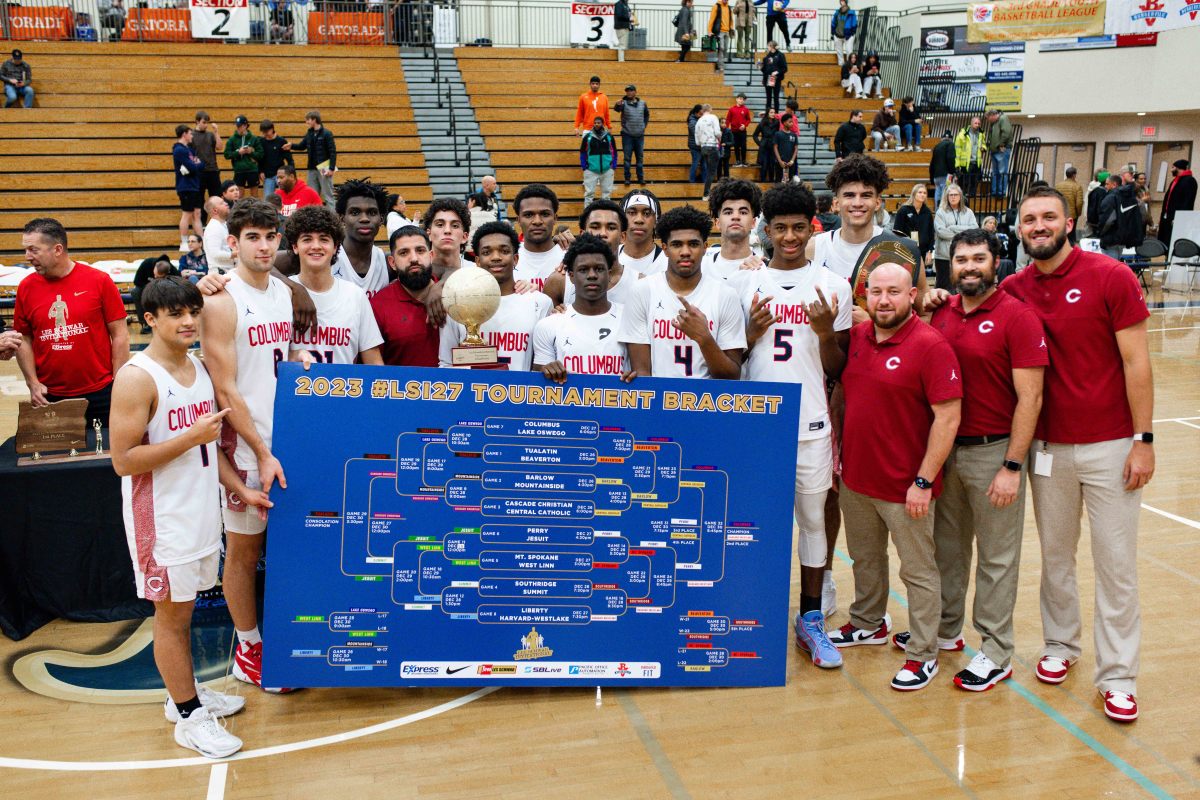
[1128, 238, 1167, 292]
[1167, 238, 1200, 293]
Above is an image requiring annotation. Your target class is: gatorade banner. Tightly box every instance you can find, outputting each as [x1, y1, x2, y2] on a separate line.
[967, 0, 1106, 42]
[1, 6, 73, 40]
[307, 11, 386, 44]
[1105, 0, 1200, 34]
[121, 8, 192, 41]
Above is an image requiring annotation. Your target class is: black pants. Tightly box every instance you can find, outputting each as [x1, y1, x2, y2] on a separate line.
[702, 146, 720, 195]
[764, 80, 782, 113]
[766, 13, 788, 46]
[46, 383, 113, 431]
[622, 133, 645, 182]
[958, 164, 981, 199]
[199, 169, 221, 223]
[732, 130, 747, 164]
[678, 40, 692, 61]
[718, 149, 731, 179]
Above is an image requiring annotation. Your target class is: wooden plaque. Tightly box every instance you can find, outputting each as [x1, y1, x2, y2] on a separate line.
[15, 399, 89, 456]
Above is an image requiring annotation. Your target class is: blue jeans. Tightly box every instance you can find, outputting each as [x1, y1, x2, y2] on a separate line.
[991, 148, 1010, 197]
[263, 176, 278, 198]
[934, 174, 949, 206]
[689, 146, 702, 183]
[622, 134, 645, 182]
[901, 122, 921, 148]
[4, 84, 34, 108]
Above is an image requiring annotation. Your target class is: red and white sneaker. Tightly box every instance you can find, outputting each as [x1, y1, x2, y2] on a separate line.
[232, 641, 296, 694]
[828, 613, 892, 648]
[1102, 691, 1138, 722]
[1035, 655, 1074, 685]
[891, 630, 965, 652]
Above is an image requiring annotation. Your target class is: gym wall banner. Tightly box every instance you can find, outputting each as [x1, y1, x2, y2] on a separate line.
[967, 0, 1106, 43]
[1105, 0, 1200, 34]
[189, 0, 249, 39]
[570, 2, 618, 48]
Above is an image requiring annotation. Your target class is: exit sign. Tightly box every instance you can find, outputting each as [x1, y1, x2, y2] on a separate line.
[1141, 125, 1157, 139]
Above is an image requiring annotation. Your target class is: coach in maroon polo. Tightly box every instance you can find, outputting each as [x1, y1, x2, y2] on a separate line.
[371, 225, 439, 367]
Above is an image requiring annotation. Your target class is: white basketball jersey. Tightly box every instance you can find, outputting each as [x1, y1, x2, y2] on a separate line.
[293, 277, 384, 364]
[617, 272, 747, 379]
[701, 244, 762, 280]
[563, 267, 639, 307]
[121, 352, 222, 567]
[222, 273, 293, 469]
[331, 246, 390, 297]
[514, 243, 565, 291]
[810, 225, 882, 281]
[620, 245, 668, 276]
[531, 303, 626, 376]
[728, 266, 852, 440]
[439, 291, 552, 370]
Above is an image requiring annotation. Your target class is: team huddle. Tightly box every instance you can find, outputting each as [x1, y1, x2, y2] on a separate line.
[103, 153, 1154, 758]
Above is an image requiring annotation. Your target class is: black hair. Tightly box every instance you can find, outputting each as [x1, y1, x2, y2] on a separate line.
[422, 197, 470, 231]
[470, 191, 493, 212]
[389, 225, 430, 251]
[23, 217, 68, 248]
[335, 178, 389, 217]
[227, 198, 280, 238]
[278, 164, 298, 177]
[563, 232, 615, 272]
[175, 124, 191, 138]
[849, 109, 863, 120]
[579, 198, 628, 232]
[259, 119, 275, 132]
[817, 193, 833, 213]
[949, 228, 1001, 261]
[590, 75, 601, 83]
[1065, 166, 1077, 178]
[220, 179, 239, 196]
[825, 153, 891, 194]
[285, 205, 345, 256]
[143, 275, 203, 316]
[387, 193, 402, 213]
[512, 183, 560, 216]
[708, 178, 762, 219]
[761, 181, 817, 223]
[656, 205, 712, 243]
[471, 220, 520, 256]
[305, 110, 322, 123]
[195, 110, 210, 122]
[1019, 184, 1070, 217]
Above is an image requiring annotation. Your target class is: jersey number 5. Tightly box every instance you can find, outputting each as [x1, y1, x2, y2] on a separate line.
[773, 329, 794, 362]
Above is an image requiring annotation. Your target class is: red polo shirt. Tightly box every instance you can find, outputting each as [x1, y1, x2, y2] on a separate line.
[1002, 247, 1149, 443]
[370, 280, 439, 367]
[930, 290, 1048, 437]
[841, 313, 963, 503]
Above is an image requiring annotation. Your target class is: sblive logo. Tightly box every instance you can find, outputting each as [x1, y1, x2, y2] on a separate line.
[401, 664, 440, 675]
[885, 356, 902, 370]
[1065, 289, 1083, 304]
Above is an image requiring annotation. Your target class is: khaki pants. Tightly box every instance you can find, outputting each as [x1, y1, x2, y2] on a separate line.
[934, 440, 1025, 667]
[840, 485, 941, 661]
[1031, 438, 1141, 694]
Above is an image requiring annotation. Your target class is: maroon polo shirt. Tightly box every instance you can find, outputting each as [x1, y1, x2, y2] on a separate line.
[1002, 247, 1149, 444]
[930, 290, 1048, 437]
[370, 281, 439, 367]
[841, 313, 963, 503]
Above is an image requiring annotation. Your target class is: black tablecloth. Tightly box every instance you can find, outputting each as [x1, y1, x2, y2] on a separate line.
[0, 433, 151, 640]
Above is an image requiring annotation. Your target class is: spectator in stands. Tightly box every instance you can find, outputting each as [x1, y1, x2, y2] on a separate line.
[929, 129, 955, 206]
[223, 115, 263, 198]
[708, 0, 733, 73]
[98, 0, 126, 41]
[202, 196, 235, 273]
[574, 76, 610, 136]
[220, 180, 242, 208]
[1084, 170, 1109, 237]
[760, 40, 786, 114]
[173, 125, 205, 254]
[479, 175, 506, 222]
[1055, 166, 1084, 245]
[1098, 173, 1139, 259]
[893, 183, 934, 271]
[179, 234, 208, 283]
[467, 192, 498, 241]
[985, 107, 1014, 198]
[753, 110, 780, 183]
[13, 218, 130, 428]
[192, 112, 223, 212]
[726, 93, 751, 168]
[696, 104, 722, 200]
[830, 1, 857, 65]
[687, 104, 703, 183]
[773, 112, 800, 184]
[980, 215, 1008, 253]
[2, 49, 33, 108]
[284, 110, 337, 208]
[386, 194, 417, 238]
[258, 120, 292, 198]
[270, 0, 294, 43]
[673, 0, 696, 62]
[581, 117, 617, 204]
[1158, 159, 1196, 246]
[870, 99, 899, 152]
[815, 193, 839, 232]
[275, 164, 323, 218]
[755, 0, 789, 49]
[955, 116, 986, 199]
[840, 52, 864, 99]
[898, 96, 922, 151]
[131, 254, 181, 333]
[933, 183, 977, 290]
[614, 0, 632, 61]
[718, 118, 734, 179]
[614, 85, 649, 186]
[834, 110, 866, 161]
[733, 0, 753, 58]
[861, 52, 882, 99]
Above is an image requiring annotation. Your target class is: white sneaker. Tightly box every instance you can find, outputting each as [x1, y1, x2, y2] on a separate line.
[173, 706, 243, 758]
[165, 682, 247, 723]
[821, 572, 838, 619]
[179, 238, 189, 252]
[891, 658, 938, 691]
[954, 652, 1012, 692]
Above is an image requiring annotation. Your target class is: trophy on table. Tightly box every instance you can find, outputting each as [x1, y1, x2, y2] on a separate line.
[442, 265, 506, 369]
[15, 398, 110, 466]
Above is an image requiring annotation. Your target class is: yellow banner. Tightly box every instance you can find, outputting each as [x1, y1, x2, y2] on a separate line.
[986, 82, 1024, 111]
[967, 0, 1106, 42]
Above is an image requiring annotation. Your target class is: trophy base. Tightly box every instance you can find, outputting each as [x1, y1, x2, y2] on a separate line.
[18, 450, 111, 468]
[452, 345, 507, 370]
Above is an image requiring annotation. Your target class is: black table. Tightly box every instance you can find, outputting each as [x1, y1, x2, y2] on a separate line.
[0, 433, 150, 640]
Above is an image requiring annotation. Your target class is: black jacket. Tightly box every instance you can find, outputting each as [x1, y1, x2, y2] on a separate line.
[834, 121, 866, 158]
[761, 51, 787, 82]
[1087, 185, 1109, 226]
[893, 204, 934, 257]
[259, 136, 294, 177]
[1162, 173, 1198, 222]
[1099, 182, 1138, 248]
[290, 126, 336, 171]
[929, 138, 955, 180]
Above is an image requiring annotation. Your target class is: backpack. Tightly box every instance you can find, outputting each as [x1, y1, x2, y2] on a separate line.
[1100, 186, 1144, 248]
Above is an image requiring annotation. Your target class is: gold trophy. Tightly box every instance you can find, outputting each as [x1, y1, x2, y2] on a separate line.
[442, 265, 505, 369]
[15, 399, 110, 466]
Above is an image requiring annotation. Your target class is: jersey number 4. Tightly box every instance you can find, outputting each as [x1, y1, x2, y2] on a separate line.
[674, 345, 694, 376]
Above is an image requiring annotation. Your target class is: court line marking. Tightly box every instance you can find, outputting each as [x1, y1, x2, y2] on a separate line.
[205, 763, 227, 800]
[1141, 504, 1200, 531]
[0, 687, 499, 772]
[616, 692, 692, 800]
[1151, 416, 1200, 423]
[1171, 420, 1200, 430]
[1148, 325, 1200, 332]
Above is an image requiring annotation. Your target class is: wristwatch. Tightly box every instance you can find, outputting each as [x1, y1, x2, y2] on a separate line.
[1133, 432, 1154, 443]
[914, 476, 933, 490]
[1002, 459, 1022, 473]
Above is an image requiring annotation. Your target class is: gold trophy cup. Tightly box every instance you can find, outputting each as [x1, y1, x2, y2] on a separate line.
[443, 265, 505, 369]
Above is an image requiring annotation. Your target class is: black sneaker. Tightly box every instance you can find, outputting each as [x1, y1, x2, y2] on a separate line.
[891, 658, 938, 691]
[953, 652, 1011, 692]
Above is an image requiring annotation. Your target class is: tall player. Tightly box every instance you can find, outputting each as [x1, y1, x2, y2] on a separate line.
[200, 199, 309, 693]
[533, 233, 633, 382]
[729, 183, 852, 668]
[618, 206, 745, 379]
[513, 183, 568, 291]
[439, 221, 552, 370]
[620, 190, 668, 276]
[702, 178, 763, 279]
[111, 277, 272, 757]
[422, 198, 474, 280]
[287, 205, 384, 365]
[329, 178, 391, 297]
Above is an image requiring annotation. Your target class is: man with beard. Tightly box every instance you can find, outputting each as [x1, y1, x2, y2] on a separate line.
[619, 190, 668, 276]
[889, 228, 1046, 692]
[371, 226, 440, 367]
[287, 206, 383, 365]
[544, 200, 636, 307]
[439, 222, 552, 370]
[533, 233, 633, 382]
[514, 183, 569, 291]
[1157, 159, 1196, 246]
[819, 262, 961, 692]
[422, 198, 474, 281]
[701, 178, 762, 279]
[330, 179, 391, 297]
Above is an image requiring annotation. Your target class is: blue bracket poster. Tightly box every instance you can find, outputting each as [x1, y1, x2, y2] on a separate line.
[262, 364, 800, 688]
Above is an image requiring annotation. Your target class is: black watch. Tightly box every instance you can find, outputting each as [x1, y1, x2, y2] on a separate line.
[1002, 459, 1022, 473]
[1133, 432, 1153, 444]
[914, 476, 933, 490]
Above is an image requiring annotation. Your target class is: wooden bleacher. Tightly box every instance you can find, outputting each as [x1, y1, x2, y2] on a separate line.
[0, 42, 430, 264]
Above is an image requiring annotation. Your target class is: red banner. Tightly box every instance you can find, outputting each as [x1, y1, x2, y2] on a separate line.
[307, 11, 385, 45]
[121, 8, 192, 41]
[1, 6, 73, 40]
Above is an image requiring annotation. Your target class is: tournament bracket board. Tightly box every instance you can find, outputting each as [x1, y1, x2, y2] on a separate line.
[190, 0, 249, 39]
[570, 2, 618, 48]
[262, 364, 801, 688]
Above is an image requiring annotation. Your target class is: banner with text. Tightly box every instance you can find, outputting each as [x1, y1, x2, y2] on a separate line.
[0, 6, 73, 40]
[784, 8, 820, 47]
[189, 0, 249, 39]
[570, 2, 618, 47]
[121, 8, 192, 41]
[1105, 0, 1200, 34]
[307, 11, 386, 44]
[967, 0, 1106, 42]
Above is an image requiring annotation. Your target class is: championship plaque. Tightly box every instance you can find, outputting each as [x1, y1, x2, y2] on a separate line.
[442, 265, 505, 369]
[15, 399, 109, 466]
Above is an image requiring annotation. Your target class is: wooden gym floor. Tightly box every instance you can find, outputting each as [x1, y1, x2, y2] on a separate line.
[0, 295, 1197, 799]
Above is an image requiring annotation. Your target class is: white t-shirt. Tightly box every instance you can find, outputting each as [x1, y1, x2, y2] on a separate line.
[532, 303, 626, 376]
[203, 218, 234, 273]
[515, 243, 565, 291]
[617, 272, 747, 379]
[809, 225, 882, 281]
[331, 246, 390, 297]
[292, 276, 384, 364]
[620, 245, 668, 276]
[700, 244, 762, 281]
[728, 265, 852, 440]
[439, 291, 553, 370]
[563, 266, 640, 307]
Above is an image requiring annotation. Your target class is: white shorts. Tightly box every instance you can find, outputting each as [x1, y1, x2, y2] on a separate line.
[795, 436, 834, 495]
[223, 467, 267, 535]
[135, 550, 219, 603]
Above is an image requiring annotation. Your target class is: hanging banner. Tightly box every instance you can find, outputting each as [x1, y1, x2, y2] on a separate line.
[121, 8, 192, 41]
[1038, 31, 1159, 48]
[986, 82, 1024, 110]
[967, 0, 1106, 42]
[0, 6, 73, 40]
[1105, 0, 1200, 33]
[784, 7, 819, 47]
[569, 2, 618, 48]
[986, 50, 1025, 80]
[307, 11, 386, 44]
[189, 0, 249, 39]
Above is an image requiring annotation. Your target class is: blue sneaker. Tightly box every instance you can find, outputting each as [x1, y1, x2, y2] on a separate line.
[794, 610, 843, 669]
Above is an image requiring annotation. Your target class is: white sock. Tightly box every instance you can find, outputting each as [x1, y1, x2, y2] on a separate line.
[823, 570, 834, 588]
[237, 627, 262, 647]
